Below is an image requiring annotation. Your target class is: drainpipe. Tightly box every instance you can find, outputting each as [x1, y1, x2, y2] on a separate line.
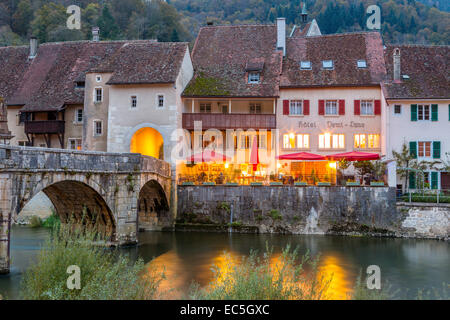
[229, 202, 234, 233]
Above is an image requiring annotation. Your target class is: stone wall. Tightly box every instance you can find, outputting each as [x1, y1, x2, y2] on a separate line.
[397, 203, 449, 240]
[177, 186, 400, 236]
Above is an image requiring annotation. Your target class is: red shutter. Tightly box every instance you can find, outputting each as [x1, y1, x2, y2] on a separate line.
[318, 100, 325, 115]
[283, 100, 290, 115]
[374, 100, 381, 115]
[354, 100, 360, 115]
[303, 100, 310, 115]
[339, 100, 345, 115]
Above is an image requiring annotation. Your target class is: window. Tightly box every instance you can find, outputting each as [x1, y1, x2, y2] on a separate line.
[361, 100, 374, 115]
[96, 75, 102, 82]
[300, 61, 311, 70]
[68, 138, 82, 150]
[296, 134, 309, 149]
[418, 105, 430, 120]
[354, 134, 380, 149]
[289, 100, 303, 115]
[200, 103, 211, 113]
[283, 134, 294, 149]
[131, 96, 137, 108]
[158, 95, 164, 108]
[94, 88, 102, 103]
[249, 103, 261, 114]
[248, 72, 260, 84]
[240, 134, 251, 149]
[75, 109, 83, 123]
[221, 105, 228, 114]
[418, 142, 431, 157]
[394, 105, 401, 114]
[93, 120, 102, 136]
[325, 100, 338, 115]
[75, 81, 85, 89]
[18, 141, 28, 146]
[319, 133, 345, 149]
[357, 60, 367, 68]
[259, 134, 267, 149]
[322, 60, 333, 69]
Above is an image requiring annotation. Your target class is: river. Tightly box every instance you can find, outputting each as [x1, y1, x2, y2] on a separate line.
[0, 225, 448, 299]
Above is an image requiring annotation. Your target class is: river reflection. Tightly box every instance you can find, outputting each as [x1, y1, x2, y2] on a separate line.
[1, 227, 449, 300]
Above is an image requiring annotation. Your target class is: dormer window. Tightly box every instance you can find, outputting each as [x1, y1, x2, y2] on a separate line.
[322, 60, 333, 69]
[75, 81, 85, 89]
[300, 61, 311, 70]
[357, 60, 367, 68]
[248, 72, 260, 84]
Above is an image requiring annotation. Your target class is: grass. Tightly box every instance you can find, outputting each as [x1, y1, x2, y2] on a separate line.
[20, 224, 163, 300]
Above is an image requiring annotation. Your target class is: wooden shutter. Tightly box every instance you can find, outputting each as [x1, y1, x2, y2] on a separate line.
[431, 172, 438, 190]
[374, 100, 381, 115]
[411, 104, 417, 121]
[338, 100, 345, 115]
[354, 100, 360, 115]
[431, 104, 438, 121]
[409, 141, 417, 159]
[318, 100, 325, 115]
[433, 141, 441, 159]
[283, 100, 289, 115]
[303, 100, 310, 115]
[409, 172, 416, 189]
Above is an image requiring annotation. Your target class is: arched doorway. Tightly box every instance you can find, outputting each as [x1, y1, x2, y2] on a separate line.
[138, 180, 170, 231]
[130, 127, 164, 159]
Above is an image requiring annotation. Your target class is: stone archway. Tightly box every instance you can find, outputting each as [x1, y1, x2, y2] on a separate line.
[130, 127, 164, 159]
[138, 180, 170, 230]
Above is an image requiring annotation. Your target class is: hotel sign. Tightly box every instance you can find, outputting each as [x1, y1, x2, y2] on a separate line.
[299, 121, 365, 128]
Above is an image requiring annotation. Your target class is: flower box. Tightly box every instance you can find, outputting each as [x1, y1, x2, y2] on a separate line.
[346, 181, 360, 186]
[370, 182, 385, 187]
[181, 182, 194, 186]
[250, 182, 263, 186]
[317, 182, 331, 186]
[225, 182, 239, 186]
[270, 182, 283, 186]
[202, 182, 215, 186]
[294, 182, 308, 186]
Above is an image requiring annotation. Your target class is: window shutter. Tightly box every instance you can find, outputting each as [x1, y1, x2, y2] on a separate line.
[431, 172, 438, 190]
[318, 100, 325, 115]
[411, 104, 417, 121]
[374, 100, 381, 115]
[283, 100, 289, 115]
[303, 100, 310, 115]
[448, 104, 450, 121]
[409, 172, 416, 189]
[409, 141, 417, 159]
[431, 104, 438, 121]
[338, 100, 345, 115]
[354, 100, 360, 115]
[432, 141, 441, 159]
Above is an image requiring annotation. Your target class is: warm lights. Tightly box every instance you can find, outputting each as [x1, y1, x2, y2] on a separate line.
[224, 162, 229, 169]
[328, 162, 337, 169]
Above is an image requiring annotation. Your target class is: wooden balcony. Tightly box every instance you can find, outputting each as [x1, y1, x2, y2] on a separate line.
[182, 113, 276, 130]
[24, 120, 65, 134]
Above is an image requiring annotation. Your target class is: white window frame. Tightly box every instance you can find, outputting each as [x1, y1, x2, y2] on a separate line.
[325, 100, 338, 115]
[319, 133, 345, 149]
[131, 96, 137, 108]
[93, 120, 103, 137]
[417, 141, 432, 158]
[200, 103, 211, 113]
[68, 138, 82, 150]
[361, 100, 374, 115]
[94, 87, 103, 103]
[357, 60, 367, 68]
[74, 108, 83, 124]
[289, 100, 303, 116]
[248, 72, 260, 84]
[322, 60, 333, 69]
[418, 105, 430, 121]
[296, 134, 309, 149]
[249, 103, 262, 114]
[157, 95, 164, 108]
[300, 61, 311, 70]
[354, 134, 380, 149]
[394, 104, 402, 115]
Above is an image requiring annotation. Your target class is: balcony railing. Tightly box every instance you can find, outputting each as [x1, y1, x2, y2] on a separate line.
[182, 113, 276, 130]
[24, 120, 65, 134]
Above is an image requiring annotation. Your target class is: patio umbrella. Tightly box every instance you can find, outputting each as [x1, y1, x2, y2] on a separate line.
[250, 135, 259, 171]
[186, 150, 230, 163]
[326, 151, 380, 161]
[277, 152, 326, 160]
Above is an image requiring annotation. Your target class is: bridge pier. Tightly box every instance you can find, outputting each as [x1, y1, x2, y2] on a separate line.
[0, 172, 11, 274]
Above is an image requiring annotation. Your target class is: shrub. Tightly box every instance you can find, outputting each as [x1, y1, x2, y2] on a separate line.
[188, 245, 331, 300]
[29, 216, 42, 228]
[350, 272, 393, 300]
[41, 210, 60, 229]
[268, 209, 282, 221]
[20, 224, 163, 300]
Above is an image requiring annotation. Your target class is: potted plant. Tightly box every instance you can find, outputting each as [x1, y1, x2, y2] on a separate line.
[346, 179, 360, 186]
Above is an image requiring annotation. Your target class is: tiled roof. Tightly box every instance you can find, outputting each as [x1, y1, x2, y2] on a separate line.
[183, 25, 283, 98]
[383, 45, 450, 99]
[94, 42, 188, 85]
[280, 32, 386, 88]
[0, 46, 30, 103]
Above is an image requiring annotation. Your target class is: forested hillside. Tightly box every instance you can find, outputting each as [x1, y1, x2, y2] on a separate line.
[0, 0, 448, 47]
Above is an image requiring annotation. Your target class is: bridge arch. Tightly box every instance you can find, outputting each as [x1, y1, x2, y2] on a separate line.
[138, 179, 170, 230]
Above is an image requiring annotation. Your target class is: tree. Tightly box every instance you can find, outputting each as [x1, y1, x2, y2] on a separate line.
[11, 0, 33, 36]
[353, 161, 375, 184]
[31, 3, 67, 43]
[392, 142, 416, 191]
[97, 4, 120, 40]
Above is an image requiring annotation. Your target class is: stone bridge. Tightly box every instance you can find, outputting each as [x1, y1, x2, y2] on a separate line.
[0, 145, 173, 274]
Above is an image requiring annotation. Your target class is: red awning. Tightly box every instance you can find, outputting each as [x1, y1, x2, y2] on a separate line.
[277, 152, 326, 161]
[186, 150, 230, 163]
[326, 151, 380, 161]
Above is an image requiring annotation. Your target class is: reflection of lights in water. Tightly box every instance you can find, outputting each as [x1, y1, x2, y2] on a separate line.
[318, 255, 353, 300]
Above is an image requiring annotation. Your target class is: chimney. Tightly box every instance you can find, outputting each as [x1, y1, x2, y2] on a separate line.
[393, 48, 401, 82]
[276, 18, 286, 56]
[29, 37, 37, 59]
[92, 27, 100, 42]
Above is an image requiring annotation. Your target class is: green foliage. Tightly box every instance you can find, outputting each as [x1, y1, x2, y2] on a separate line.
[401, 193, 450, 203]
[268, 209, 282, 221]
[350, 271, 393, 300]
[217, 201, 230, 213]
[183, 73, 230, 96]
[29, 216, 42, 228]
[41, 211, 60, 229]
[20, 224, 163, 300]
[188, 245, 331, 300]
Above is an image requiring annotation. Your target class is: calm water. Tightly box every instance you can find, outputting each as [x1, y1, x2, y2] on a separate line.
[0, 225, 449, 299]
